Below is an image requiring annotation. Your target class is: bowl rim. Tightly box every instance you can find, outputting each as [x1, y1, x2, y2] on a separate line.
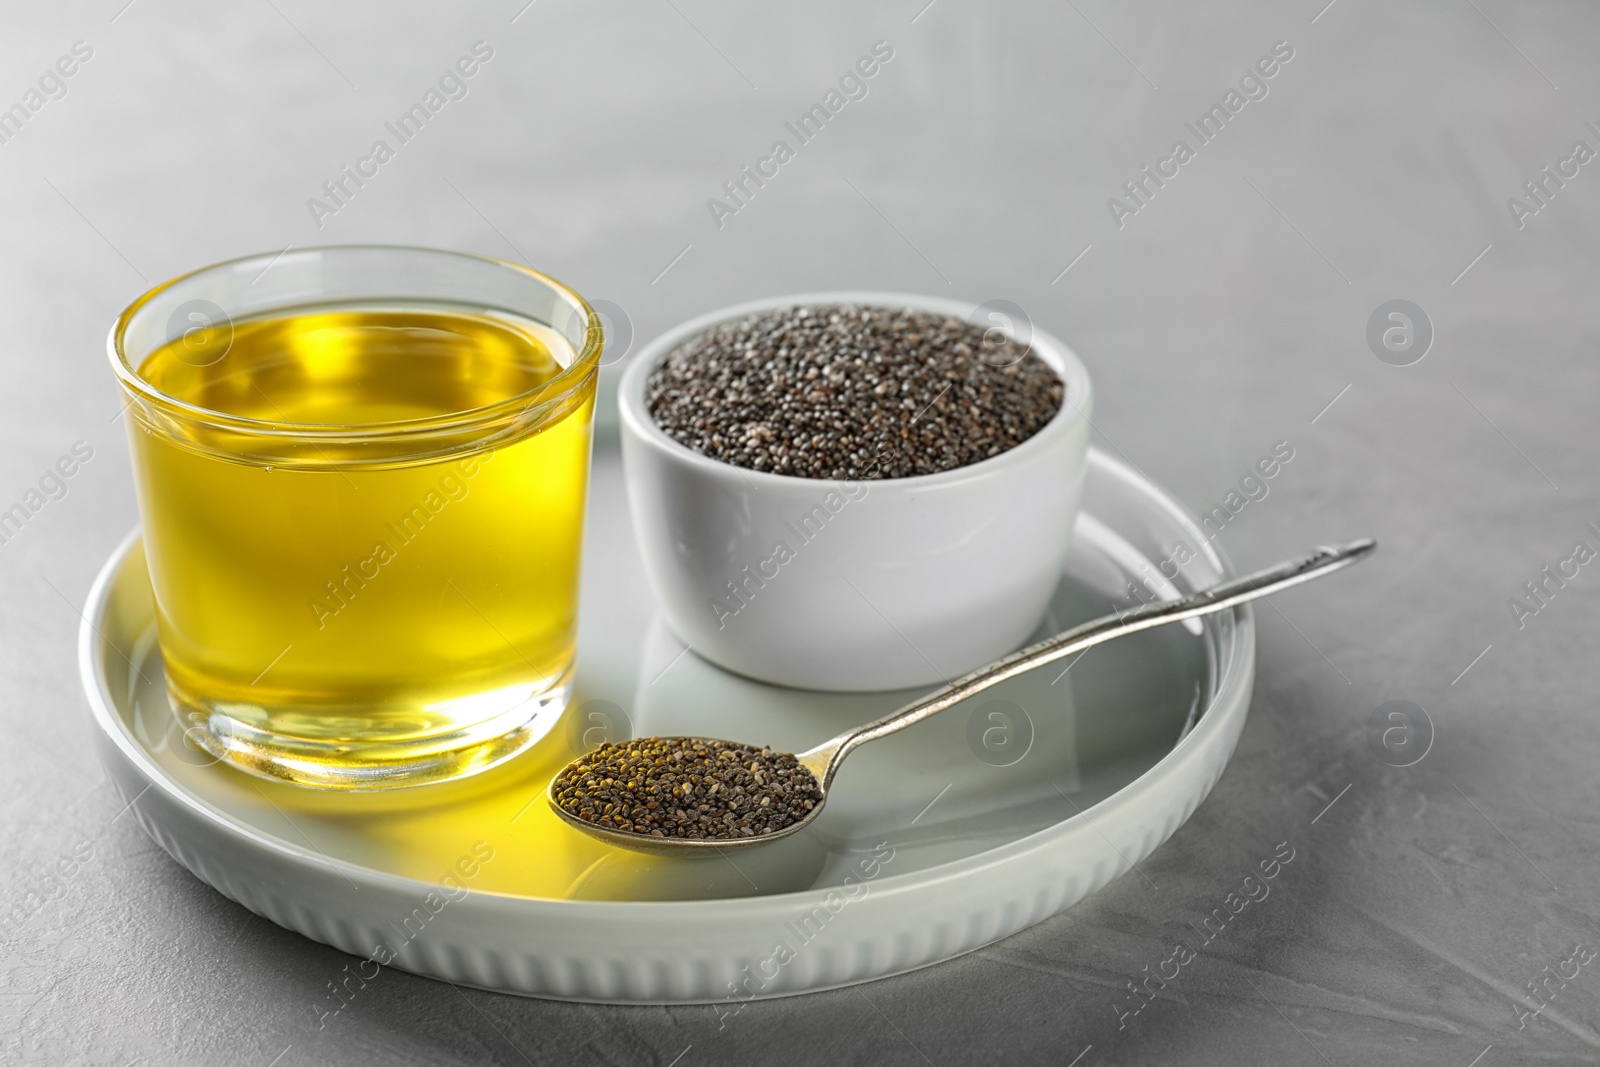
[618, 291, 1094, 490]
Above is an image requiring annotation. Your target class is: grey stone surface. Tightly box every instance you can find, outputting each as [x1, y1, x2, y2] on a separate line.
[2, 0, 1598, 1063]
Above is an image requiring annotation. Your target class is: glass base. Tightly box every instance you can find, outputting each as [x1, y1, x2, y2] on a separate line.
[175, 670, 571, 791]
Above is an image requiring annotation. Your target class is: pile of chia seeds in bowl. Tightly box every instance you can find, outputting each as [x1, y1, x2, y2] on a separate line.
[644, 304, 1065, 480]
[550, 737, 823, 840]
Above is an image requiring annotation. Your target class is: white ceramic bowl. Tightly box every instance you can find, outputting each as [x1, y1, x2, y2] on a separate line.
[618, 292, 1093, 691]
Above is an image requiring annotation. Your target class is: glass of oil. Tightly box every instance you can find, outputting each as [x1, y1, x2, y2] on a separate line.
[109, 246, 603, 789]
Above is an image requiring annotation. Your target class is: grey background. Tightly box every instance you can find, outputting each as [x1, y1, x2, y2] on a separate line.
[3, 0, 1597, 1063]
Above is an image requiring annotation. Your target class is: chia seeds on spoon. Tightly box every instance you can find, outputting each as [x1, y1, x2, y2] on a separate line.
[550, 737, 823, 840]
[645, 304, 1065, 480]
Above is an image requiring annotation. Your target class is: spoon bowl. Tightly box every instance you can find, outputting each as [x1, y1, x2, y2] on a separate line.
[545, 741, 833, 856]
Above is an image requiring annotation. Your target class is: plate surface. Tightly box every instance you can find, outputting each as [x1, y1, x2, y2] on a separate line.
[80, 447, 1254, 1004]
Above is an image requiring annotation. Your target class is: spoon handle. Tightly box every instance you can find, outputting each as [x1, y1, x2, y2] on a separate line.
[801, 538, 1376, 786]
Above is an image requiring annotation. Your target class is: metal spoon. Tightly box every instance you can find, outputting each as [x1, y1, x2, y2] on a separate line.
[549, 538, 1376, 855]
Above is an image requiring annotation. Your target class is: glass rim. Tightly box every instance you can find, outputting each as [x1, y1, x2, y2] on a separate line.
[108, 244, 604, 442]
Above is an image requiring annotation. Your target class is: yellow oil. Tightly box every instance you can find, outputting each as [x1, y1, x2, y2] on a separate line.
[128, 303, 596, 787]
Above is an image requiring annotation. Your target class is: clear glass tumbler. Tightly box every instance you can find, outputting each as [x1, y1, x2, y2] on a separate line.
[110, 246, 602, 789]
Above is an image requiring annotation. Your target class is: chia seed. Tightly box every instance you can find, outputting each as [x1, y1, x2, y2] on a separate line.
[551, 737, 824, 840]
[645, 304, 1065, 480]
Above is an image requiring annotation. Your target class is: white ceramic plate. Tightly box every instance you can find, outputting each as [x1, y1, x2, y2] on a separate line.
[80, 448, 1253, 1004]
